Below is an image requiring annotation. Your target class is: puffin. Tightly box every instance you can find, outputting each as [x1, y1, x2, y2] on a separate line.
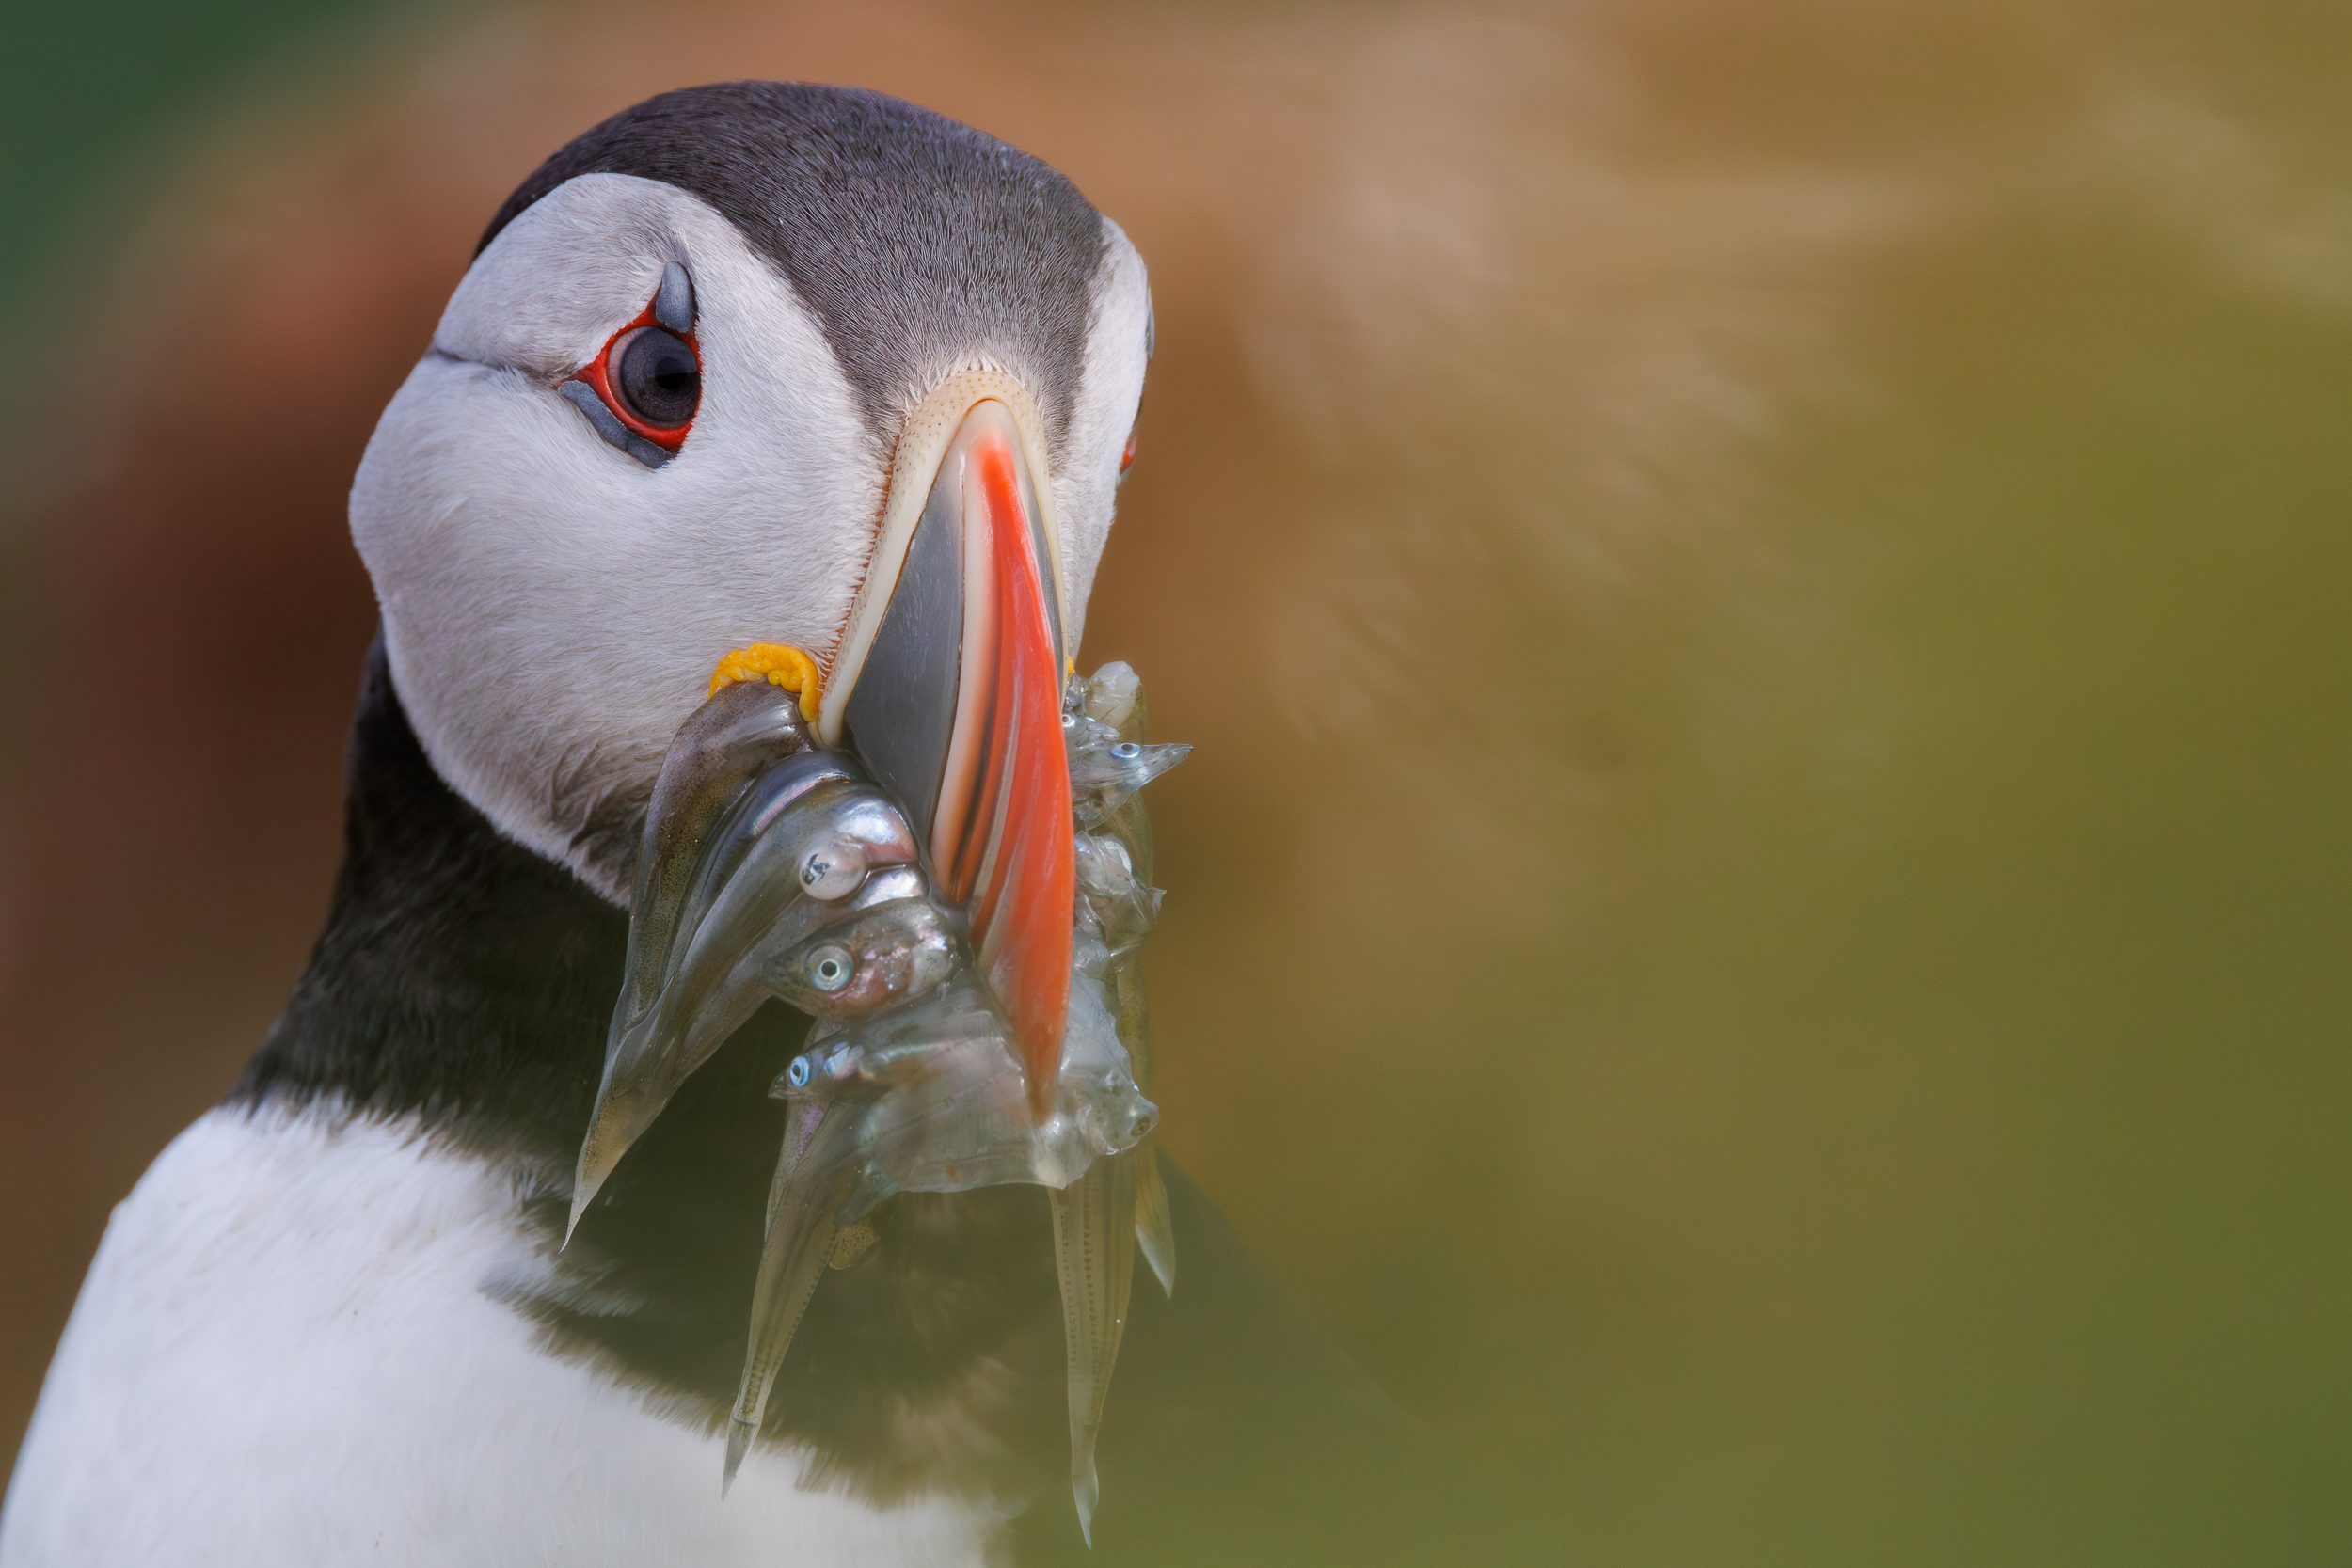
[0, 83, 1446, 1568]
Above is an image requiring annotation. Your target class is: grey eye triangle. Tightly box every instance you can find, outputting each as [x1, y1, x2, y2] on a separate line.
[655, 261, 695, 335]
[557, 379, 671, 469]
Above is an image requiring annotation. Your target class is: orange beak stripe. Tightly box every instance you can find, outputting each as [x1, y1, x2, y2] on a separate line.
[929, 420, 1074, 1122]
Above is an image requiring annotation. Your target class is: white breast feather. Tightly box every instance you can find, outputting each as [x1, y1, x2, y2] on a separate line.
[0, 1106, 1003, 1566]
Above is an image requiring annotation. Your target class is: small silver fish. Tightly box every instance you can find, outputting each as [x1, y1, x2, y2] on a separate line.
[570, 660, 1190, 1537]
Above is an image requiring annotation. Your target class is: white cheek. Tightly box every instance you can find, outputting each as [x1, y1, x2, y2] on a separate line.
[354, 246, 877, 893]
[1052, 225, 1152, 656]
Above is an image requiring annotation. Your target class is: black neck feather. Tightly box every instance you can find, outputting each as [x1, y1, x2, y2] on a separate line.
[232, 641, 625, 1143]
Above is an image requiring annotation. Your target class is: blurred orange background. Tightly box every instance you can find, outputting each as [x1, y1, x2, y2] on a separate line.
[5, 2, 2349, 1560]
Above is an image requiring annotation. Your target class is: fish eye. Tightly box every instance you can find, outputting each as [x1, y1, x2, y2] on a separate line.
[608, 326, 700, 430]
[806, 944, 854, 992]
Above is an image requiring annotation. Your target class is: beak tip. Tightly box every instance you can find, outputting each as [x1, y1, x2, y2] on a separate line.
[1025, 1066, 1059, 1125]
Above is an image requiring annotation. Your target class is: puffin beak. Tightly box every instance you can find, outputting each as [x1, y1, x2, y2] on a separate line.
[821, 388, 1075, 1122]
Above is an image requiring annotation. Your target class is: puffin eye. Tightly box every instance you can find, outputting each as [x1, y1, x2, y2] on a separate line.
[561, 264, 701, 468]
[608, 326, 700, 431]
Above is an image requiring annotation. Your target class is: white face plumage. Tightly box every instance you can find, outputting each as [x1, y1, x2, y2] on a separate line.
[351, 172, 1151, 898]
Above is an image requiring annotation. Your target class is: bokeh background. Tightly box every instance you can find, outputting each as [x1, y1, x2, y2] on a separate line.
[5, 1, 2348, 1561]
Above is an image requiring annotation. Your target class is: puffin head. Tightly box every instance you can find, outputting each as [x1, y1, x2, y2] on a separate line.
[352, 82, 1152, 1066]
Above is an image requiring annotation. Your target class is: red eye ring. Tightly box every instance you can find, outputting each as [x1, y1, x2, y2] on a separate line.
[572, 301, 701, 451]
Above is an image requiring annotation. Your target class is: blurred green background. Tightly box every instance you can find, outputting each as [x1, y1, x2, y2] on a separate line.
[4, 1, 2348, 1561]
